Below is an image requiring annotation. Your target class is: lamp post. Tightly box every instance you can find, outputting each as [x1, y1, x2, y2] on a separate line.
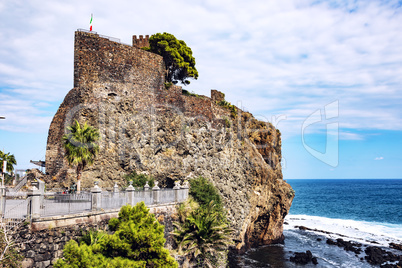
[0, 116, 6, 216]
[0, 160, 5, 217]
[0, 116, 5, 184]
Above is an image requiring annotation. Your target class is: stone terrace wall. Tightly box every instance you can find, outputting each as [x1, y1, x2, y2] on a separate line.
[18, 204, 177, 268]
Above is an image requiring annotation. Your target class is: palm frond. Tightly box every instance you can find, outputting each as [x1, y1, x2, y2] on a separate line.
[62, 120, 99, 179]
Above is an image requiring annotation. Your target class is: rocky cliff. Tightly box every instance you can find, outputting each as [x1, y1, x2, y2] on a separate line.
[45, 30, 294, 251]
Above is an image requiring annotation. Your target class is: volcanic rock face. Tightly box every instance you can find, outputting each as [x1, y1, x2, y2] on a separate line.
[45, 30, 294, 251]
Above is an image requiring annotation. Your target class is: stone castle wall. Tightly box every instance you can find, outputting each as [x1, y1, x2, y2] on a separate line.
[132, 35, 150, 48]
[46, 30, 165, 180]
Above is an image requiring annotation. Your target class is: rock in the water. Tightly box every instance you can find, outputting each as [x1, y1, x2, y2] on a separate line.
[290, 250, 318, 265]
[326, 238, 362, 254]
[365, 246, 402, 266]
[390, 243, 402, 251]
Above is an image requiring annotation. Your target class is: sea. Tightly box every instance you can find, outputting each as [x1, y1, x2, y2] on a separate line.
[229, 179, 402, 267]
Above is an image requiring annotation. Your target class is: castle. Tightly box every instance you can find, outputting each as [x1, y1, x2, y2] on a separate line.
[45, 29, 293, 251]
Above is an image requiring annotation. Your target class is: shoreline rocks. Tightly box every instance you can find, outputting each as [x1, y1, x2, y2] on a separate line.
[295, 225, 402, 267]
[289, 250, 318, 265]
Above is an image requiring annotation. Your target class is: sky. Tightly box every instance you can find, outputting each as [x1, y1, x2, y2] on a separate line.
[0, 0, 402, 179]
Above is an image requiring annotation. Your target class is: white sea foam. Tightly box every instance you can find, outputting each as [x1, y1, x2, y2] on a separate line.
[285, 214, 402, 247]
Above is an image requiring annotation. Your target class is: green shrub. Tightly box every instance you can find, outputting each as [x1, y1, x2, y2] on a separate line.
[190, 177, 222, 209]
[287, 188, 295, 198]
[124, 171, 154, 188]
[182, 89, 204, 99]
[217, 100, 237, 118]
[176, 197, 199, 223]
[172, 201, 233, 267]
[54, 240, 146, 268]
[164, 82, 173, 89]
[223, 117, 231, 128]
[80, 229, 107, 246]
[55, 202, 178, 268]
[173, 177, 232, 267]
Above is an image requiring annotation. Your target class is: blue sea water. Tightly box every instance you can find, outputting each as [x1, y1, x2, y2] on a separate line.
[229, 179, 402, 267]
[288, 179, 402, 225]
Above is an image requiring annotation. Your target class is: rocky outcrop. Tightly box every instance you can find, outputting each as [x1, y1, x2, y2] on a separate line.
[45, 30, 294, 251]
[290, 251, 318, 265]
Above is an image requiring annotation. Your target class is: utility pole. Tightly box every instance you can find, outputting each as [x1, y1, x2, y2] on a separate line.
[2, 160, 6, 187]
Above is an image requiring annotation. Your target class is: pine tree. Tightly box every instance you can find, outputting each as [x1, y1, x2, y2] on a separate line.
[143, 32, 198, 85]
[55, 202, 178, 268]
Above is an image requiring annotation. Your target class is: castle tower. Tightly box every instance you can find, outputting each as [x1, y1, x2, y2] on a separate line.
[132, 35, 150, 48]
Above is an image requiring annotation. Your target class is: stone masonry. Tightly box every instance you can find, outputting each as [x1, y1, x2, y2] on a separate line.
[132, 35, 150, 48]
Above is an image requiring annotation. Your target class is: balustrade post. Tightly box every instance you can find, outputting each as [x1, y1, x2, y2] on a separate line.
[113, 183, 119, 197]
[91, 182, 102, 211]
[27, 186, 41, 220]
[152, 181, 160, 204]
[173, 181, 181, 202]
[126, 181, 135, 206]
[0, 186, 5, 217]
[144, 181, 150, 191]
[182, 181, 189, 200]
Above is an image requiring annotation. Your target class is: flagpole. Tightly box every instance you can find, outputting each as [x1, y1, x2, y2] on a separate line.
[90, 14, 93, 32]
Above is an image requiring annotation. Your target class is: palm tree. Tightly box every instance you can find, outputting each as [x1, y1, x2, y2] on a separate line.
[172, 201, 233, 267]
[0, 151, 17, 174]
[62, 120, 99, 193]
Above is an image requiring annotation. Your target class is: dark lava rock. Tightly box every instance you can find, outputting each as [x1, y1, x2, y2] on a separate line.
[390, 243, 402, 251]
[290, 250, 318, 265]
[365, 246, 402, 266]
[326, 238, 362, 254]
[364, 246, 385, 265]
[380, 261, 402, 268]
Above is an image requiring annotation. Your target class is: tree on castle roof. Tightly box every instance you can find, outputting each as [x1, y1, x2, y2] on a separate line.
[143, 32, 198, 86]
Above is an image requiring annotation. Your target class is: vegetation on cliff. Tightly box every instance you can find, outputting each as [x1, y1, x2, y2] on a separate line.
[55, 202, 178, 268]
[172, 177, 233, 267]
[124, 171, 155, 188]
[143, 32, 198, 85]
[62, 120, 99, 192]
[217, 100, 237, 119]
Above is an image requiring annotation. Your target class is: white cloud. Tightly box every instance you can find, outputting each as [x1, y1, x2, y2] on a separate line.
[375, 156, 384, 160]
[0, 0, 401, 140]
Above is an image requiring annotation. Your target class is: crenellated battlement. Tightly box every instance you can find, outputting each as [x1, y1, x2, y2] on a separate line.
[132, 34, 150, 48]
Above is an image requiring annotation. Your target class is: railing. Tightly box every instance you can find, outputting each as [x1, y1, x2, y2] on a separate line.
[10, 175, 28, 192]
[4, 197, 31, 220]
[101, 191, 127, 210]
[1, 181, 189, 220]
[134, 189, 153, 205]
[159, 189, 177, 204]
[77, 28, 131, 46]
[41, 192, 92, 217]
[6, 191, 27, 198]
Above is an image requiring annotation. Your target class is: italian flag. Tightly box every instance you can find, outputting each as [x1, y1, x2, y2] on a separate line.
[90, 14, 93, 31]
